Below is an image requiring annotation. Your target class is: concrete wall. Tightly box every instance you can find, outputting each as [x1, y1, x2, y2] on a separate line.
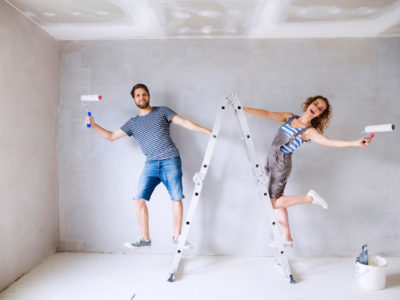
[58, 38, 400, 257]
[0, 2, 59, 291]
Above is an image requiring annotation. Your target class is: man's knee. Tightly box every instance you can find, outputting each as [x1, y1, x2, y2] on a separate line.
[172, 199, 183, 208]
[135, 199, 147, 207]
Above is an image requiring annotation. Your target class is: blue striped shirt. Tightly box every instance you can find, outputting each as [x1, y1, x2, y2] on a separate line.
[280, 116, 307, 154]
[120, 106, 180, 161]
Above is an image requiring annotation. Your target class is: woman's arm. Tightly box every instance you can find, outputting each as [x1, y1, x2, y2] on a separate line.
[243, 107, 292, 122]
[304, 128, 371, 148]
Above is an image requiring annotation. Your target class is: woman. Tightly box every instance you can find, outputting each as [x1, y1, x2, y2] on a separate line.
[244, 96, 371, 247]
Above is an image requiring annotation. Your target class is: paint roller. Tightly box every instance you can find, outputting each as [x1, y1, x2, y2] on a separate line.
[80, 94, 102, 128]
[363, 123, 395, 140]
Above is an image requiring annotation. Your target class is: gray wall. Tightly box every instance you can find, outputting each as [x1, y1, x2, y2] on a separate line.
[0, 2, 59, 291]
[58, 38, 400, 257]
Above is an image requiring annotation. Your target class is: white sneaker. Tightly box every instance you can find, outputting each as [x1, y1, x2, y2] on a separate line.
[308, 190, 328, 209]
[173, 236, 194, 250]
[269, 236, 293, 248]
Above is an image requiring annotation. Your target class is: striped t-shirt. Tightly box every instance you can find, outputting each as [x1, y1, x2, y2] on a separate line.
[120, 106, 180, 161]
[280, 115, 308, 154]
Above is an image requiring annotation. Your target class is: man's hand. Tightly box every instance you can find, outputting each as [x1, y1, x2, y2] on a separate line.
[85, 115, 94, 127]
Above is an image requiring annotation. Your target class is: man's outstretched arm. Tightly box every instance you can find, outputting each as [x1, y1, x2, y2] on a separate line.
[85, 116, 127, 141]
[171, 115, 212, 136]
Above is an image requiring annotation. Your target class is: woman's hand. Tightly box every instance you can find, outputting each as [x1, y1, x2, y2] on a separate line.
[358, 136, 372, 147]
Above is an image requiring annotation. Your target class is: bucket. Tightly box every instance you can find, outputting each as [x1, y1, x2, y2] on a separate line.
[355, 256, 388, 290]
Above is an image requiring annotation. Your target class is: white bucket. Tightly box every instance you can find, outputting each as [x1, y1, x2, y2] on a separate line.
[355, 256, 388, 290]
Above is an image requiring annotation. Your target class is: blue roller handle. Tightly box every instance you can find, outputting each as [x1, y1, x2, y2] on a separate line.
[87, 111, 91, 128]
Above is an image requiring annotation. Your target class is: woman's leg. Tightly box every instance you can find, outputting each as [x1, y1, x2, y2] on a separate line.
[274, 207, 292, 241]
[270, 195, 313, 242]
[272, 195, 313, 209]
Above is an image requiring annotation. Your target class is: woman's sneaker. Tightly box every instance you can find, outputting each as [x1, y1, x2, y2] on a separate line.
[308, 190, 328, 209]
[269, 236, 293, 248]
[173, 236, 194, 250]
[124, 237, 151, 248]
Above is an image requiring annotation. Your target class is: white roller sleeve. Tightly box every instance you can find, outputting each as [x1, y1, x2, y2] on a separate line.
[80, 94, 102, 102]
[364, 124, 395, 133]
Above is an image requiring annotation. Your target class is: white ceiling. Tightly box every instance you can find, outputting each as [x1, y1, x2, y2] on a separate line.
[5, 0, 400, 40]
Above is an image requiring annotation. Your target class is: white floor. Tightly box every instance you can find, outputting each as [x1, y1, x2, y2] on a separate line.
[1, 253, 399, 300]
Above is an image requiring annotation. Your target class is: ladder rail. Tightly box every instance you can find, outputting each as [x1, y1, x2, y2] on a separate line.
[168, 96, 229, 282]
[229, 93, 294, 282]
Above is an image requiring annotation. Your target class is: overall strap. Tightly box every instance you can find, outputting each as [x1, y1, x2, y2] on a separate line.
[285, 123, 313, 146]
[292, 126, 313, 143]
[282, 114, 298, 127]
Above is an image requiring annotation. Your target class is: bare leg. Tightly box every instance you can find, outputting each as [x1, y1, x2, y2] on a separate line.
[271, 195, 313, 242]
[172, 200, 183, 238]
[275, 208, 292, 241]
[272, 195, 313, 209]
[135, 199, 150, 240]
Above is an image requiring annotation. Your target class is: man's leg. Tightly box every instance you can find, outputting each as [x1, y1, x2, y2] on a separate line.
[130, 160, 160, 245]
[159, 157, 184, 236]
[159, 157, 193, 249]
[172, 200, 183, 238]
[135, 199, 150, 240]
[171, 199, 193, 249]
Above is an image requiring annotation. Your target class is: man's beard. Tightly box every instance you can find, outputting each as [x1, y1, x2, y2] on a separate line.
[135, 101, 149, 109]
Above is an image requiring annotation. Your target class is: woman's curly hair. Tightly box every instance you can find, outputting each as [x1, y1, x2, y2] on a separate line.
[302, 95, 332, 134]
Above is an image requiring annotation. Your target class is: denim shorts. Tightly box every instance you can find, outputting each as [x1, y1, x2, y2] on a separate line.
[135, 156, 184, 201]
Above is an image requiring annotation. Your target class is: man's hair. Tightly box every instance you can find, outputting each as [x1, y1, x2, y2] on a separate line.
[131, 83, 150, 98]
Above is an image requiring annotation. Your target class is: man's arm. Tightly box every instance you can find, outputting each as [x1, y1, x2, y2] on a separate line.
[85, 116, 127, 141]
[171, 115, 212, 136]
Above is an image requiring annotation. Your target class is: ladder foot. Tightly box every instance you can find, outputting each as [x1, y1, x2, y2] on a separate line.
[289, 275, 296, 284]
[167, 273, 175, 282]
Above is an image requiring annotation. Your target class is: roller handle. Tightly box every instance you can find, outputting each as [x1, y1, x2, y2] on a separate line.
[87, 112, 92, 128]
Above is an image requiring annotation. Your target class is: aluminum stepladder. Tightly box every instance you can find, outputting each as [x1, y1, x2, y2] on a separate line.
[167, 92, 296, 284]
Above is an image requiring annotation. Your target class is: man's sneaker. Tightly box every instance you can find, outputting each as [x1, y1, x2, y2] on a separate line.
[269, 236, 293, 248]
[124, 237, 151, 249]
[173, 236, 194, 250]
[308, 189, 328, 209]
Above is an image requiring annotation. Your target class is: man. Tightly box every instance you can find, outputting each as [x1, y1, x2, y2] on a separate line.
[85, 83, 211, 249]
